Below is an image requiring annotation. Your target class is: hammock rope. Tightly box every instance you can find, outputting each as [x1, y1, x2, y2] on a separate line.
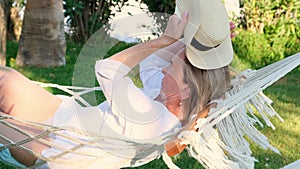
[167, 52, 300, 169]
[0, 52, 299, 169]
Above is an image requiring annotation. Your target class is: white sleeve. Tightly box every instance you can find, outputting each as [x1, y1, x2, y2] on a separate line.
[139, 54, 170, 99]
[95, 59, 180, 139]
[95, 59, 164, 119]
[95, 58, 163, 122]
[95, 59, 131, 105]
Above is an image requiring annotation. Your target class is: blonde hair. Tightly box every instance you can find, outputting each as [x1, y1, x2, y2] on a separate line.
[181, 58, 231, 125]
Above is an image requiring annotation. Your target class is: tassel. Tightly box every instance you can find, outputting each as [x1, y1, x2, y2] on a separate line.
[162, 152, 180, 169]
[178, 119, 240, 169]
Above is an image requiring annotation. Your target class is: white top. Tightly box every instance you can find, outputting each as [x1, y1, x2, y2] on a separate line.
[40, 54, 181, 169]
[95, 56, 180, 139]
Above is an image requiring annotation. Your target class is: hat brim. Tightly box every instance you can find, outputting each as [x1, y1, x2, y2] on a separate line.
[186, 34, 233, 70]
[175, 5, 202, 46]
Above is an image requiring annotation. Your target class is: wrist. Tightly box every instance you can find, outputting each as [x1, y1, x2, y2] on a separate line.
[159, 35, 177, 46]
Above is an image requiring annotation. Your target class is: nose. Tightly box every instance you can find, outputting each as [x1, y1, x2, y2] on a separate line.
[162, 66, 170, 75]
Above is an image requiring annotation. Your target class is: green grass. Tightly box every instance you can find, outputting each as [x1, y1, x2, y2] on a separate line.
[1, 41, 299, 169]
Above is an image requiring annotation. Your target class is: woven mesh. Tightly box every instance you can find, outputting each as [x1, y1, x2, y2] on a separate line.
[0, 52, 299, 168]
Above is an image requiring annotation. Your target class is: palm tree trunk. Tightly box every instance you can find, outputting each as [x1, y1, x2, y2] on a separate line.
[17, 0, 66, 67]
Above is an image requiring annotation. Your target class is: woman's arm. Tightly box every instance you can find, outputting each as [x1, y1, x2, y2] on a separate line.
[0, 112, 50, 166]
[152, 40, 185, 63]
[109, 13, 189, 69]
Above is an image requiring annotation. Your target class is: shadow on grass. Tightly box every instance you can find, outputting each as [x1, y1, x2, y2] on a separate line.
[253, 68, 300, 168]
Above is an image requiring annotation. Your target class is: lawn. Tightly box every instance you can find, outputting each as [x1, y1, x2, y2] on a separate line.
[1, 41, 299, 169]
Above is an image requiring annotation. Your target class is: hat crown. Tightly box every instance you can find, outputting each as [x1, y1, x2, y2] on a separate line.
[176, 0, 230, 46]
[195, 0, 230, 47]
[175, 0, 233, 69]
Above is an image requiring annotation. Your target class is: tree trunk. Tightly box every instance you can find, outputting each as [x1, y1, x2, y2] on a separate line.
[0, 0, 7, 66]
[9, 2, 23, 41]
[17, 0, 66, 67]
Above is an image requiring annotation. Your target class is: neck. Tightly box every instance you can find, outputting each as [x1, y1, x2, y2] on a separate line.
[155, 94, 184, 121]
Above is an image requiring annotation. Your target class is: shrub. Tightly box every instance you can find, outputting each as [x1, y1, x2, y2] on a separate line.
[235, 0, 300, 69]
[232, 30, 271, 69]
[232, 29, 300, 69]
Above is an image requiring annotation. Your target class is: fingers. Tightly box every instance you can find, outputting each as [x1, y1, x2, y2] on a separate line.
[197, 105, 210, 118]
[165, 139, 186, 156]
[178, 11, 189, 27]
[163, 12, 189, 41]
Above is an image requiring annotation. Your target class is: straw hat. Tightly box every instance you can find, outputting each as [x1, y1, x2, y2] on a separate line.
[175, 0, 233, 70]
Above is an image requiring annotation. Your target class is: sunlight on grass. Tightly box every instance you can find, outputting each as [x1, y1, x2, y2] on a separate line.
[252, 69, 300, 168]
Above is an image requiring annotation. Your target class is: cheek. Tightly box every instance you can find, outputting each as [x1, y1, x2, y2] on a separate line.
[162, 74, 180, 94]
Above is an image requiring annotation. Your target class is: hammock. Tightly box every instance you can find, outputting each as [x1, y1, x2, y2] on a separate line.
[0, 52, 299, 169]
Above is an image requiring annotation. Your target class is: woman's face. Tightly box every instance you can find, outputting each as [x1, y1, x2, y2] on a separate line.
[161, 49, 189, 104]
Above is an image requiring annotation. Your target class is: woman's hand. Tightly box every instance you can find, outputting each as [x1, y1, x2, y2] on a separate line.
[164, 104, 213, 157]
[163, 12, 189, 43]
[108, 12, 188, 69]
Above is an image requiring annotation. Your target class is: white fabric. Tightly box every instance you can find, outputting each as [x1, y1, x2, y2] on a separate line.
[140, 54, 170, 99]
[95, 57, 180, 139]
[39, 54, 181, 168]
[5, 52, 297, 169]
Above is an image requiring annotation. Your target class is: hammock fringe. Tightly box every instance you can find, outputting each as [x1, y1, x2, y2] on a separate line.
[0, 53, 299, 168]
[170, 52, 300, 168]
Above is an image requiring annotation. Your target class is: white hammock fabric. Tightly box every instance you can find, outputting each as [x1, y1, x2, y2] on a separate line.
[0, 52, 299, 169]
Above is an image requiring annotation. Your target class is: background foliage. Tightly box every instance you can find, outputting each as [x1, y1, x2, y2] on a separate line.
[234, 0, 300, 68]
[6, 0, 299, 66]
[63, 0, 128, 43]
[139, 0, 175, 14]
[139, 0, 300, 68]
[0, 0, 299, 168]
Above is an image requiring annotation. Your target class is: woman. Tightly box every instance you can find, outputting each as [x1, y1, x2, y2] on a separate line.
[0, 10, 232, 168]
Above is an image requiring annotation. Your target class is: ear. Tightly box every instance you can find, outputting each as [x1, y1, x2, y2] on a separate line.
[181, 85, 190, 100]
